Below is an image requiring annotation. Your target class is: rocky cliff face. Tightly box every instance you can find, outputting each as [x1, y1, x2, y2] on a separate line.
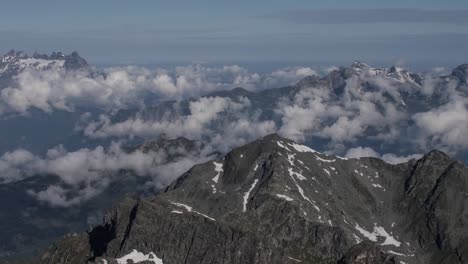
[30, 134, 467, 264]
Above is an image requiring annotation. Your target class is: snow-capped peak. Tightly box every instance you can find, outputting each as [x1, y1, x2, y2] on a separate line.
[0, 50, 88, 84]
[386, 66, 422, 86]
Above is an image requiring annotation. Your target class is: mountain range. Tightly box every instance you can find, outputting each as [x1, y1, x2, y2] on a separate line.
[26, 134, 468, 264]
[83, 60, 468, 162]
[0, 50, 88, 87]
[0, 50, 467, 263]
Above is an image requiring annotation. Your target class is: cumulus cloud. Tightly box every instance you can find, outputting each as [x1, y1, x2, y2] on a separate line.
[1, 61, 467, 208]
[0, 149, 37, 182]
[345, 146, 422, 164]
[344, 147, 380, 159]
[276, 85, 332, 142]
[0, 142, 214, 206]
[276, 74, 406, 144]
[84, 96, 277, 153]
[0, 64, 317, 115]
[413, 96, 468, 151]
[78, 64, 467, 159]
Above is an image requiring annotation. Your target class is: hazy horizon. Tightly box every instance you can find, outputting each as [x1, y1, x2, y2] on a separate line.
[1, 1, 468, 68]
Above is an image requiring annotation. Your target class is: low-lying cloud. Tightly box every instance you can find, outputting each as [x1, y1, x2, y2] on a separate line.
[1, 62, 467, 207]
[80, 64, 467, 160]
[0, 142, 214, 206]
[0, 64, 317, 116]
[84, 96, 277, 153]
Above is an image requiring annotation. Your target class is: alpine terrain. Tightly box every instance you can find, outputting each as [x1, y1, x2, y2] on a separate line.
[1, 2, 468, 264]
[30, 134, 468, 264]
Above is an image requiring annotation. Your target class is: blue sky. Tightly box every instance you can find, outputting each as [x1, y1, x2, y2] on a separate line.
[1, 0, 468, 68]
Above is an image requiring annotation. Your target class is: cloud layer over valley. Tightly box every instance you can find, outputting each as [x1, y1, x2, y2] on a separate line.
[1, 60, 467, 206]
[0, 64, 316, 115]
[0, 140, 214, 206]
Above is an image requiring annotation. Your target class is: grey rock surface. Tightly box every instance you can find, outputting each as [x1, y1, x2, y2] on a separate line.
[30, 134, 468, 264]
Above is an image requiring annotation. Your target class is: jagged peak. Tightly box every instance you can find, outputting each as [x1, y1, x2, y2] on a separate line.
[420, 149, 452, 161]
[388, 65, 405, 73]
[451, 63, 468, 83]
[229, 87, 251, 94]
[0, 49, 89, 72]
[351, 60, 371, 69]
[132, 135, 202, 154]
[204, 86, 253, 98]
[260, 133, 285, 142]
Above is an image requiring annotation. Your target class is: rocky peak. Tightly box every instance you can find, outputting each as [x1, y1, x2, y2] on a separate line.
[351, 61, 371, 71]
[387, 66, 422, 86]
[420, 149, 452, 163]
[0, 50, 88, 71]
[451, 63, 468, 84]
[205, 86, 254, 98]
[0, 49, 89, 88]
[31, 136, 468, 264]
[64, 51, 88, 71]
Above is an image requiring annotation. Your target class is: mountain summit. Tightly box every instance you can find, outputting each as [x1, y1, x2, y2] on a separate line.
[35, 134, 468, 264]
[0, 50, 89, 87]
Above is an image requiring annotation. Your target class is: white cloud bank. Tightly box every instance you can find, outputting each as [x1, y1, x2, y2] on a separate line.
[84, 96, 277, 153]
[1, 62, 467, 207]
[0, 142, 214, 207]
[0, 64, 317, 115]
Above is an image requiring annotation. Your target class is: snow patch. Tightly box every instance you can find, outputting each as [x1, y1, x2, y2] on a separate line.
[353, 233, 362, 243]
[276, 194, 294, 201]
[354, 170, 364, 176]
[291, 177, 320, 211]
[243, 179, 259, 212]
[171, 210, 183, 214]
[212, 162, 223, 183]
[315, 155, 336, 163]
[387, 250, 406, 256]
[276, 141, 291, 151]
[355, 224, 401, 247]
[287, 256, 302, 262]
[288, 142, 317, 153]
[116, 249, 164, 264]
[288, 167, 306, 181]
[287, 154, 296, 166]
[171, 202, 216, 221]
[372, 183, 385, 190]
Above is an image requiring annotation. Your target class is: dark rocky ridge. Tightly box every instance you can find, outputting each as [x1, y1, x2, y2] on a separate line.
[26, 134, 468, 264]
